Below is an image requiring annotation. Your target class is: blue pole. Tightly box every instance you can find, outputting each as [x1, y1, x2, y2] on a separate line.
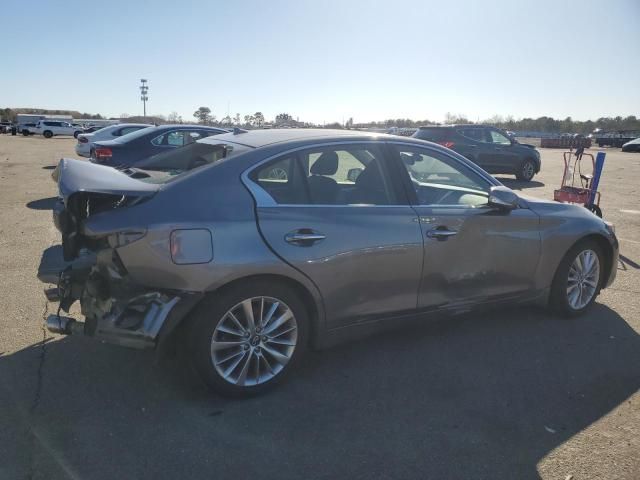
[588, 151, 606, 207]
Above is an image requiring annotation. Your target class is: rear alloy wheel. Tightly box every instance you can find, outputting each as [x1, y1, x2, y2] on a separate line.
[73, 131, 81, 138]
[516, 159, 536, 181]
[550, 240, 603, 316]
[188, 281, 308, 397]
[43, 130, 53, 138]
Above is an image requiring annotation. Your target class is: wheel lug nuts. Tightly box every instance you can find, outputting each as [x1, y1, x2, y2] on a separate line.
[243, 344, 249, 351]
[262, 336, 268, 342]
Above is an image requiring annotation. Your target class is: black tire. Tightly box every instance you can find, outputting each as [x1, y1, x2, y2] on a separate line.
[22, 130, 29, 136]
[588, 204, 602, 218]
[73, 131, 81, 138]
[515, 159, 536, 181]
[549, 239, 604, 317]
[187, 280, 309, 397]
[43, 130, 53, 138]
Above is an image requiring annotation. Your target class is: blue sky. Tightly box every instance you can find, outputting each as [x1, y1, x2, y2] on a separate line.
[1, 0, 638, 123]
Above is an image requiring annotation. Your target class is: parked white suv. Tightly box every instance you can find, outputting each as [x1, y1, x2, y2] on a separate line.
[75, 123, 152, 157]
[35, 120, 83, 139]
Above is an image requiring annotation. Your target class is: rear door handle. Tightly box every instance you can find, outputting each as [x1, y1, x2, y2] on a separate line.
[285, 229, 326, 246]
[426, 228, 457, 240]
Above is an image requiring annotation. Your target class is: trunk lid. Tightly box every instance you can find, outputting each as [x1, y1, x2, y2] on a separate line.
[57, 158, 160, 199]
[54, 158, 160, 260]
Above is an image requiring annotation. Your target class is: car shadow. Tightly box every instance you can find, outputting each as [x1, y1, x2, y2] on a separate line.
[0, 304, 637, 479]
[42, 165, 57, 170]
[498, 177, 545, 190]
[26, 197, 57, 210]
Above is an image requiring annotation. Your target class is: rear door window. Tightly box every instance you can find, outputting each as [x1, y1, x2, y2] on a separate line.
[413, 128, 448, 142]
[457, 128, 487, 142]
[251, 155, 308, 205]
[250, 144, 398, 206]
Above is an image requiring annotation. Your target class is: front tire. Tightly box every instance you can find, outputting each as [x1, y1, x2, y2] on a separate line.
[516, 159, 536, 181]
[550, 240, 603, 317]
[73, 131, 81, 138]
[187, 280, 308, 397]
[43, 130, 53, 138]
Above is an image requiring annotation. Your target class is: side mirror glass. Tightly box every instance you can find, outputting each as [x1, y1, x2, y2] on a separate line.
[488, 186, 519, 211]
[347, 168, 363, 182]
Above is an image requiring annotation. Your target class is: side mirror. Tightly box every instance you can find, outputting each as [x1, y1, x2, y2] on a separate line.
[347, 168, 363, 182]
[488, 186, 519, 211]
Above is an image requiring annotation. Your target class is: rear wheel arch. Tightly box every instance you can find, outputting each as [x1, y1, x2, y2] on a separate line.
[179, 273, 322, 348]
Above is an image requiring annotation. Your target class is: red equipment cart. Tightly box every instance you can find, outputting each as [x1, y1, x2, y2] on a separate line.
[553, 151, 602, 217]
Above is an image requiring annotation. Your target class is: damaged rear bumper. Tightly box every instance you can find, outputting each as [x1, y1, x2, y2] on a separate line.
[39, 245, 201, 349]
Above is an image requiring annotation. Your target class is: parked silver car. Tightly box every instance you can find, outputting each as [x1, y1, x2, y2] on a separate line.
[39, 129, 618, 396]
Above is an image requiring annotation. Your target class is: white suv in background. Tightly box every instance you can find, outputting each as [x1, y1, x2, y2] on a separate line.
[35, 120, 83, 139]
[75, 123, 152, 157]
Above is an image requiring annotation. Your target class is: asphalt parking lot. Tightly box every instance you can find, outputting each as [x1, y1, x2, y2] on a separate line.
[0, 135, 638, 479]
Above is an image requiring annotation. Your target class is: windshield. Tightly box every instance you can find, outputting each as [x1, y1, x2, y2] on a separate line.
[112, 125, 157, 143]
[123, 141, 246, 184]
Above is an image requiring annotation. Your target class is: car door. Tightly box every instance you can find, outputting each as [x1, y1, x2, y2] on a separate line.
[247, 142, 424, 329]
[486, 128, 519, 173]
[456, 127, 496, 172]
[388, 142, 541, 310]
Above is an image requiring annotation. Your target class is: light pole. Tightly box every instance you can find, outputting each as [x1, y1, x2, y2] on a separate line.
[140, 79, 149, 118]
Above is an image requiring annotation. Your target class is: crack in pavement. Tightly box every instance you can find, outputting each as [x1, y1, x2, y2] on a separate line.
[26, 300, 51, 480]
[31, 301, 50, 415]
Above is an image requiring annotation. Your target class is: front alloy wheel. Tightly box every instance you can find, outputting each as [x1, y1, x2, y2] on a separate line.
[211, 297, 298, 387]
[550, 240, 603, 316]
[566, 249, 600, 310]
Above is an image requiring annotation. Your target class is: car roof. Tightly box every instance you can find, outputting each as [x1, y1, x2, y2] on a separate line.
[198, 128, 400, 149]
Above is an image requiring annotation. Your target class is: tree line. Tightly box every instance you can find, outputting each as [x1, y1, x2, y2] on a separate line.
[354, 113, 640, 134]
[2, 106, 638, 134]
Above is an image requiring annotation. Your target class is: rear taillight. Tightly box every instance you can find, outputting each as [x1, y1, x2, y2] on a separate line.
[438, 141, 455, 149]
[94, 147, 112, 161]
[79, 137, 88, 143]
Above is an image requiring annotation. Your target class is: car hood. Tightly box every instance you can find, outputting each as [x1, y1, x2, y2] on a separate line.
[519, 192, 600, 219]
[56, 158, 160, 200]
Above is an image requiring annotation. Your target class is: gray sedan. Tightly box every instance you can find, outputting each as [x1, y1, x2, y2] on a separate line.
[40, 129, 618, 396]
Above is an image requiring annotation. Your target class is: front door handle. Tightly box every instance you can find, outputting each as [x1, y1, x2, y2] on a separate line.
[426, 228, 458, 240]
[285, 229, 326, 246]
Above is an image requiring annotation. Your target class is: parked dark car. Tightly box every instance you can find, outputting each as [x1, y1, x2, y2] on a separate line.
[621, 137, 640, 152]
[595, 130, 640, 148]
[413, 125, 541, 181]
[83, 125, 107, 133]
[89, 124, 227, 167]
[41, 129, 617, 397]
